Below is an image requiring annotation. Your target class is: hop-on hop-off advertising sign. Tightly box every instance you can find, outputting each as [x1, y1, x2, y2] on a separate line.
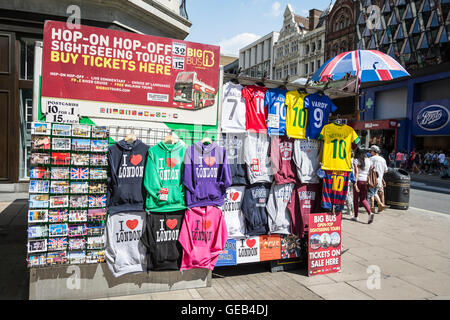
[308, 213, 341, 276]
[41, 21, 220, 125]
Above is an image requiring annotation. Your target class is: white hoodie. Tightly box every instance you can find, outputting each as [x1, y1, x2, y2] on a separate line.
[266, 182, 294, 235]
[244, 132, 274, 184]
[105, 211, 147, 277]
[293, 139, 322, 183]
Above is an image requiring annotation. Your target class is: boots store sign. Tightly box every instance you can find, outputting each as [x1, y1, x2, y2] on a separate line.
[40, 21, 220, 126]
[413, 101, 450, 135]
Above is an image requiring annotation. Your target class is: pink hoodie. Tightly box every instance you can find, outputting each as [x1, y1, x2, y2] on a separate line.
[178, 206, 228, 271]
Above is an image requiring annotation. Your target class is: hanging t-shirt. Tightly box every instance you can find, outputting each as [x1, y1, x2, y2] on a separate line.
[221, 82, 247, 133]
[287, 183, 322, 238]
[221, 186, 246, 239]
[270, 136, 297, 184]
[293, 139, 322, 183]
[242, 85, 268, 132]
[285, 90, 308, 139]
[319, 123, 360, 172]
[265, 88, 288, 136]
[266, 182, 294, 235]
[244, 132, 273, 184]
[221, 132, 248, 185]
[317, 169, 355, 212]
[241, 183, 271, 236]
[304, 93, 338, 139]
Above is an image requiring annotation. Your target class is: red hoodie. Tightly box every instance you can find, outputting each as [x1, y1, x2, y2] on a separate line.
[270, 136, 298, 184]
[178, 206, 228, 271]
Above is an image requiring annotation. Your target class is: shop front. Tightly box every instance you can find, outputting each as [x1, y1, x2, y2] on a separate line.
[349, 119, 399, 153]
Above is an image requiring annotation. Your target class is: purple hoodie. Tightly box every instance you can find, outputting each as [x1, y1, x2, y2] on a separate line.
[183, 141, 232, 208]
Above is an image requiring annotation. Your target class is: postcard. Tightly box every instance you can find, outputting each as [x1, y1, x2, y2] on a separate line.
[30, 153, 51, 166]
[87, 224, 105, 236]
[71, 153, 90, 166]
[28, 253, 47, 267]
[87, 208, 106, 222]
[48, 223, 68, 237]
[28, 209, 48, 224]
[51, 152, 70, 165]
[70, 167, 89, 180]
[28, 225, 48, 238]
[31, 135, 51, 150]
[29, 167, 51, 179]
[72, 124, 91, 138]
[50, 195, 69, 208]
[70, 195, 88, 208]
[86, 236, 105, 250]
[90, 154, 108, 166]
[68, 224, 87, 237]
[85, 250, 105, 264]
[47, 237, 68, 251]
[68, 238, 86, 251]
[31, 122, 49, 135]
[72, 138, 91, 152]
[27, 239, 48, 253]
[89, 182, 107, 194]
[69, 210, 87, 222]
[29, 194, 49, 209]
[52, 137, 71, 151]
[52, 124, 71, 137]
[46, 251, 67, 265]
[91, 140, 108, 153]
[50, 180, 70, 194]
[68, 251, 86, 264]
[89, 168, 107, 180]
[91, 126, 109, 139]
[70, 181, 89, 194]
[29, 180, 50, 194]
[48, 209, 69, 223]
[51, 167, 69, 180]
[88, 194, 106, 208]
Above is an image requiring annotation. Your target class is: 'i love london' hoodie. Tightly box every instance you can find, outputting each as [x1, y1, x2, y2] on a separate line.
[178, 206, 228, 271]
[183, 141, 232, 208]
[107, 139, 149, 214]
[143, 141, 187, 213]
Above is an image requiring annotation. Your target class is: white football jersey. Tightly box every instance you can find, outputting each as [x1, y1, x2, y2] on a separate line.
[221, 81, 246, 133]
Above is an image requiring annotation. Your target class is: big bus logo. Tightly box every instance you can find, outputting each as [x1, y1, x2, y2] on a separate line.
[173, 72, 216, 110]
[187, 48, 215, 68]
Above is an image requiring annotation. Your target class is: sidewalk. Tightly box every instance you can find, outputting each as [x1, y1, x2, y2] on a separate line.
[1, 192, 450, 300]
[409, 172, 450, 194]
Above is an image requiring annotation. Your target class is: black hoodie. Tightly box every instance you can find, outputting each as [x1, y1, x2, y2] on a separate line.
[240, 183, 271, 236]
[140, 211, 184, 271]
[107, 139, 149, 214]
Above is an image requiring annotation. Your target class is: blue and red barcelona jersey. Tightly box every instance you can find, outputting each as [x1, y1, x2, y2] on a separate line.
[317, 169, 355, 212]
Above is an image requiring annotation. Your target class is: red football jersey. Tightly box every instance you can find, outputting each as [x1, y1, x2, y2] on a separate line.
[242, 85, 268, 132]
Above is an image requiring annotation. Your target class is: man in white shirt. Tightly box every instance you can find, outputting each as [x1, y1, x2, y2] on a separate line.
[369, 145, 388, 215]
[439, 151, 446, 172]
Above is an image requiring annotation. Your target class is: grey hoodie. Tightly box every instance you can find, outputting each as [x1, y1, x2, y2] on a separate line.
[105, 211, 147, 277]
[244, 132, 273, 184]
[293, 139, 322, 184]
[266, 182, 294, 235]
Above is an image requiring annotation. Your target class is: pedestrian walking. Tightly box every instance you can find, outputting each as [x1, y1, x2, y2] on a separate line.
[368, 145, 388, 215]
[439, 150, 446, 172]
[388, 150, 395, 168]
[395, 150, 402, 169]
[352, 148, 373, 223]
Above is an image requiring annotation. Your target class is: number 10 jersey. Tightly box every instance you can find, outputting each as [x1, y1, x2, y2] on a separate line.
[221, 82, 247, 133]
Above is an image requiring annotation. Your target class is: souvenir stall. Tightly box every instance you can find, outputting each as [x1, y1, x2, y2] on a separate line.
[26, 20, 360, 299]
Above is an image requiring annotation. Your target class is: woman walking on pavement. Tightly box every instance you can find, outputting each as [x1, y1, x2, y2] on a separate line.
[352, 148, 374, 224]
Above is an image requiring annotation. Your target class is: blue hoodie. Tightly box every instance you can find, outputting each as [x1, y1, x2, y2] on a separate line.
[107, 139, 149, 214]
[183, 141, 232, 208]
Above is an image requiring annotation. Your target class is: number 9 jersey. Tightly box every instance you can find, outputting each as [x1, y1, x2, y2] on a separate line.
[285, 91, 309, 139]
[318, 123, 360, 171]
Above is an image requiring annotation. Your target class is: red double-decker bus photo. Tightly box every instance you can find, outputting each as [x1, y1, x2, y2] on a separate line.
[173, 72, 216, 110]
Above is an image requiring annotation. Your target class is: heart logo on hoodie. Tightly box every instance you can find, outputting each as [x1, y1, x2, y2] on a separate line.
[230, 192, 239, 201]
[246, 239, 256, 248]
[126, 219, 138, 230]
[204, 157, 216, 167]
[166, 219, 178, 230]
[130, 154, 142, 166]
[166, 158, 177, 168]
[203, 220, 212, 230]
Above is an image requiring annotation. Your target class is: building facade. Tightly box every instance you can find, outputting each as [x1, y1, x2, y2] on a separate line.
[238, 32, 279, 79]
[272, 5, 327, 81]
[0, 0, 191, 186]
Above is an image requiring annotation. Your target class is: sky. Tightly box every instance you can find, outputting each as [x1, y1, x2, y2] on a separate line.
[185, 0, 333, 57]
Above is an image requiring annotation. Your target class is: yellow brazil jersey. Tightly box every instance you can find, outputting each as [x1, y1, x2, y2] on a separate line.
[319, 123, 360, 171]
[285, 90, 308, 139]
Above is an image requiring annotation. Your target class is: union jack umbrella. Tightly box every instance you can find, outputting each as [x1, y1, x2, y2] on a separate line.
[71, 167, 89, 180]
[311, 50, 410, 84]
[89, 195, 106, 208]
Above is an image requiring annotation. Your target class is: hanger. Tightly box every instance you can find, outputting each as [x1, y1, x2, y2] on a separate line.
[297, 86, 307, 94]
[124, 132, 137, 143]
[201, 136, 212, 145]
[164, 131, 179, 144]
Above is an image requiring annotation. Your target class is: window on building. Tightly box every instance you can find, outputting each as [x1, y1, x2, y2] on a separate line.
[317, 59, 321, 69]
[310, 61, 314, 73]
[312, 42, 316, 52]
[20, 38, 40, 80]
[277, 47, 283, 58]
[290, 63, 297, 76]
[318, 39, 322, 50]
[283, 65, 289, 78]
[285, 44, 289, 55]
[276, 68, 282, 80]
[305, 63, 309, 74]
[306, 45, 310, 54]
